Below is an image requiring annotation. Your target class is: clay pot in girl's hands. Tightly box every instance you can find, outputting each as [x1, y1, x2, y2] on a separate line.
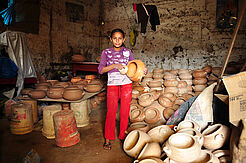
[126, 60, 146, 81]
[47, 87, 64, 99]
[28, 90, 46, 99]
[174, 120, 201, 132]
[147, 125, 174, 144]
[144, 107, 160, 124]
[137, 142, 161, 160]
[63, 88, 84, 101]
[202, 124, 230, 150]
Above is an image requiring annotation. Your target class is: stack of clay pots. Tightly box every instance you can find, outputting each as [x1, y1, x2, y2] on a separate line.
[178, 69, 193, 94]
[151, 68, 164, 92]
[192, 69, 208, 96]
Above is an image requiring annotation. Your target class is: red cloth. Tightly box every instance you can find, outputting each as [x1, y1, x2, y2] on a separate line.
[133, 4, 137, 11]
[105, 83, 132, 140]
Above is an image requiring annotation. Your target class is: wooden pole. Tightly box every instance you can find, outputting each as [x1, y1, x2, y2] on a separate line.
[214, 2, 246, 92]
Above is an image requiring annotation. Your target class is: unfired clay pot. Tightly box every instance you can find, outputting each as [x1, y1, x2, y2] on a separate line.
[158, 96, 174, 108]
[162, 93, 176, 102]
[54, 82, 69, 88]
[163, 73, 176, 80]
[47, 87, 64, 99]
[193, 150, 220, 163]
[63, 89, 84, 101]
[177, 128, 204, 146]
[163, 133, 202, 162]
[174, 120, 201, 132]
[123, 130, 152, 158]
[164, 79, 179, 87]
[193, 69, 207, 78]
[152, 73, 164, 79]
[179, 73, 192, 80]
[202, 65, 212, 73]
[193, 84, 207, 92]
[164, 87, 178, 94]
[28, 90, 46, 99]
[177, 81, 188, 88]
[21, 88, 33, 96]
[36, 85, 49, 91]
[130, 108, 145, 123]
[126, 60, 146, 81]
[126, 122, 150, 134]
[147, 81, 163, 88]
[141, 77, 153, 87]
[138, 93, 154, 107]
[84, 84, 102, 93]
[178, 69, 190, 74]
[193, 77, 208, 85]
[144, 107, 160, 124]
[174, 97, 186, 106]
[137, 142, 161, 160]
[147, 125, 174, 144]
[202, 124, 230, 150]
[153, 68, 164, 74]
[163, 108, 175, 120]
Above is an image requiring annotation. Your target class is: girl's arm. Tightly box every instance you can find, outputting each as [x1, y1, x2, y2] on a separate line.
[100, 64, 123, 74]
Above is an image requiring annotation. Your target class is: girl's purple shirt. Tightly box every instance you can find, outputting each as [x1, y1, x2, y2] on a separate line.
[98, 47, 134, 74]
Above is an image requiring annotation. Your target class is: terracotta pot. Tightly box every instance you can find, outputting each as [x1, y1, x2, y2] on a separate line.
[153, 68, 164, 74]
[152, 73, 164, 79]
[133, 86, 145, 92]
[132, 90, 140, 99]
[174, 120, 201, 132]
[144, 107, 160, 124]
[179, 73, 192, 80]
[84, 84, 102, 93]
[163, 108, 175, 120]
[193, 150, 220, 163]
[130, 108, 145, 123]
[85, 75, 97, 80]
[158, 96, 174, 108]
[66, 86, 79, 89]
[174, 97, 186, 106]
[119, 65, 128, 75]
[72, 84, 84, 90]
[75, 80, 88, 85]
[138, 93, 154, 107]
[182, 93, 193, 101]
[147, 80, 162, 88]
[149, 87, 163, 93]
[163, 133, 202, 162]
[130, 103, 143, 112]
[72, 54, 86, 62]
[21, 88, 33, 96]
[126, 60, 146, 81]
[177, 87, 188, 96]
[141, 77, 153, 87]
[177, 128, 204, 146]
[147, 125, 174, 143]
[181, 79, 192, 86]
[36, 85, 49, 91]
[144, 72, 153, 78]
[89, 79, 103, 86]
[169, 69, 179, 75]
[164, 79, 178, 87]
[177, 81, 187, 88]
[47, 87, 64, 99]
[163, 73, 176, 80]
[28, 90, 46, 99]
[193, 69, 207, 78]
[202, 124, 230, 150]
[202, 65, 212, 73]
[172, 104, 180, 111]
[54, 82, 69, 88]
[47, 80, 58, 86]
[162, 93, 176, 102]
[178, 69, 190, 74]
[63, 89, 84, 101]
[164, 87, 178, 95]
[126, 122, 150, 134]
[123, 130, 152, 158]
[193, 84, 207, 92]
[137, 142, 161, 160]
[193, 77, 208, 85]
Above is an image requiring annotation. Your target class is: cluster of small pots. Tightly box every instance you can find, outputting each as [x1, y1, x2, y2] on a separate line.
[21, 78, 104, 101]
[89, 91, 106, 110]
[124, 120, 231, 163]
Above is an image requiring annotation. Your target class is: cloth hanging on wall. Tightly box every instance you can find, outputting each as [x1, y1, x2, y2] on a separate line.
[0, 31, 37, 96]
[136, 4, 160, 33]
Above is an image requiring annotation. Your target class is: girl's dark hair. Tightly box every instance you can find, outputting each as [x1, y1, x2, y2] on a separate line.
[110, 28, 125, 38]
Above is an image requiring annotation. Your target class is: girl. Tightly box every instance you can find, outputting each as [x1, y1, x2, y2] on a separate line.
[98, 28, 134, 150]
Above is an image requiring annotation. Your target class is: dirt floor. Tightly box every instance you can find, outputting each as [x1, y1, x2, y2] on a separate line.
[0, 102, 133, 163]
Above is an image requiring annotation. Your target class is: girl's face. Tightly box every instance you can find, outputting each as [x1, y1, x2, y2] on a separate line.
[110, 32, 125, 49]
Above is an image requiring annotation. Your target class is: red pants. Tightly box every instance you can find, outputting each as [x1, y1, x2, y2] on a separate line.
[105, 83, 132, 140]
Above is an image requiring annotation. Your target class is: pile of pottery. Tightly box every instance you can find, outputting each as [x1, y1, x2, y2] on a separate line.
[124, 120, 231, 163]
[192, 69, 208, 96]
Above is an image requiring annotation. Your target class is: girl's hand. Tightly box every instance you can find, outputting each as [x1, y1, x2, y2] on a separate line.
[114, 64, 124, 70]
[143, 68, 148, 75]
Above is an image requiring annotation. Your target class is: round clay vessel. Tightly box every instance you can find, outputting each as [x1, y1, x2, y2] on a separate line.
[130, 108, 145, 123]
[202, 65, 212, 73]
[163, 73, 176, 80]
[36, 85, 49, 91]
[177, 128, 204, 146]
[54, 82, 69, 88]
[174, 97, 186, 106]
[141, 77, 153, 87]
[36, 82, 51, 87]
[133, 86, 145, 92]
[193, 150, 219, 163]
[162, 93, 176, 102]
[89, 79, 103, 86]
[202, 124, 230, 150]
[177, 81, 188, 88]
[178, 69, 190, 74]
[28, 90, 46, 99]
[123, 130, 152, 158]
[193, 84, 207, 92]
[152, 73, 164, 79]
[163, 133, 201, 162]
[193, 77, 208, 85]
[179, 73, 192, 80]
[130, 103, 143, 112]
[153, 68, 164, 74]
[63, 88, 84, 101]
[21, 88, 33, 96]
[164, 87, 178, 94]
[177, 87, 188, 96]
[144, 72, 153, 78]
[182, 79, 192, 86]
[147, 125, 174, 144]
[169, 69, 178, 75]
[126, 60, 146, 81]
[66, 86, 79, 89]
[47, 87, 64, 99]
[126, 122, 150, 134]
[71, 77, 81, 83]
[151, 90, 161, 101]
[75, 80, 88, 85]
[164, 79, 179, 87]
[174, 120, 201, 132]
[144, 107, 160, 124]
[163, 108, 175, 120]
[158, 96, 173, 108]
[84, 84, 102, 93]
[137, 142, 161, 160]
[147, 81, 162, 88]
[138, 93, 154, 107]
[193, 69, 207, 78]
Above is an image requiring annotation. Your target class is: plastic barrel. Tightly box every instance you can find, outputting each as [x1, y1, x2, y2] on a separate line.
[53, 110, 80, 147]
[71, 100, 89, 127]
[21, 99, 38, 123]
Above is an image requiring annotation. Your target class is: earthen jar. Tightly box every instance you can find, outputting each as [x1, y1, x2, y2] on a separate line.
[179, 73, 192, 80]
[126, 60, 146, 81]
[126, 122, 150, 134]
[37, 82, 51, 87]
[177, 87, 188, 96]
[158, 96, 174, 108]
[174, 97, 186, 106]
[177, 81, 187, 88]
[89, 79, 103, 86]
[202, 65, 212, 74]
[21, 88, 33, 96]
[130, 108, 145, 123]
[132, 90, 140, 99]
[193, 84, 207, 92]
[63, 88, 84, 101]
[162, 92, 176, 102]
[28, 90, 46, 99]
[181, 79, 192, 86]
[193, 77, 208, 85]
[193, 69, 207, 78]
[84, 84, 102, 93]
[193, 150, 220, 163]
[138, 93, 154, 107]
[149, 87, 163, 93]
[163, 73, 176, 80]
[141, 77, 153, 87]
[163, 108, 175, 120]
[47, 80, 58, 86]
[153, 68, 164, 74]
[147, 125, 174, 144]
[71, 77, 81, 83]
[153, 78, 164, 84]
[147, 80, 162, 88]
[174, 120, 201, 132]
[169, 69, 178, 75]
[178, 69, 190, 74]
[152, 73, 164, 79]
[144, 107, 160, 124]
[47, 87, 64, 99]
[202, 124, 230, 150]
[54, 82, 69, 88]
[72, 84, 84, 90]
[123, 130, 152, 158]
[164, 87, 178, 94]
[182, 93, 193, 101]
[163, 133, 202, 162]
[75, 80, 88, 85]
[172, 104, 180, 111]
[130, 103, 143, 112]
[164, 79, 179, 87]
[144, 72, 153, 78]
[177, 128, 204, 146]
[36, 85, 49, 91]
[137, 142, 161, 160]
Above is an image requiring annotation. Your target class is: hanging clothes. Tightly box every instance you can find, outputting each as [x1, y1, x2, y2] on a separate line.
[136, 4, 160, 33]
